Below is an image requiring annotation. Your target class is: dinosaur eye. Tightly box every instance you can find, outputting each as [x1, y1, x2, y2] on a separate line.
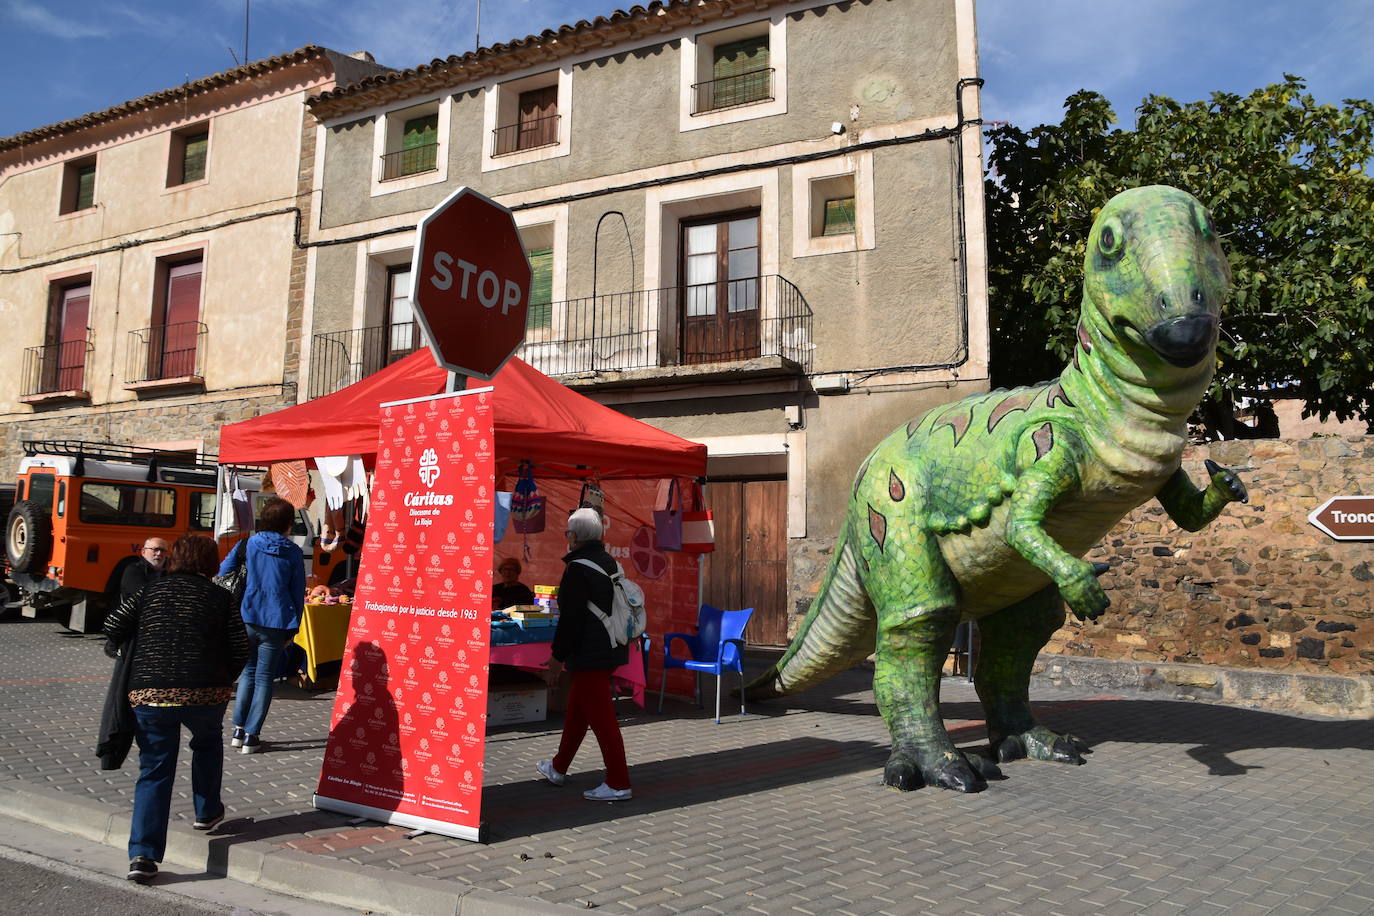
[1098, 219, 1124, 258]
[1193, 205, 1215, 240]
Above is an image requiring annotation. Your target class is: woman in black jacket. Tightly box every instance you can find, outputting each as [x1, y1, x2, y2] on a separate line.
[103, 535, 249, 884]
[536, 508, 632, 801]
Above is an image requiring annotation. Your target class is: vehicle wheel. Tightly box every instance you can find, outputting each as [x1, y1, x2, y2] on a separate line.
[6, 501, 52, 574]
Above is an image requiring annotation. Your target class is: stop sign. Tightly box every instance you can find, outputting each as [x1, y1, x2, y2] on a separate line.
[409, 187, 531, 380]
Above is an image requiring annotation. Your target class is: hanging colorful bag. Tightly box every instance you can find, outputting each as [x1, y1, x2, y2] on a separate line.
[681, 480, 715, 553]
[510, 461, 546, 535]
[653, 478, 685, 551]
[579, 477, 606, 515]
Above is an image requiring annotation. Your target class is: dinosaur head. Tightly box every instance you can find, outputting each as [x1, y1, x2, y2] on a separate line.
[1080, 186, 1231, 386]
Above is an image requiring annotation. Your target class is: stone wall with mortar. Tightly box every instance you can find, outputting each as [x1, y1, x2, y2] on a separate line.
[1048, 436, 1373, 680]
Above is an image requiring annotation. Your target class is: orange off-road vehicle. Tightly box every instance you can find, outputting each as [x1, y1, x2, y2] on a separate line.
[4, 440, 227, 632]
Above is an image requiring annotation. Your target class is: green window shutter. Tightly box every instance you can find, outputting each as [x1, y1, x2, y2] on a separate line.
[710, 35, 770, 109]
[400, 114, 439, 175]
[181, 132, 208, 184]
[75, 164, 96, 210]
[822, 196, 856, 236]
[526, 248, 553, 330]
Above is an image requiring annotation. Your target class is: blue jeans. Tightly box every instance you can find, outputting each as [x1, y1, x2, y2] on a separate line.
[129, 703, 226, 862]
[233, 624, 293, 737]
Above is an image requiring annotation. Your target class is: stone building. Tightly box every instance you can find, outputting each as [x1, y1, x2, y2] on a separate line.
[298, 0, 989, 644]
[0, 46, 387, 472]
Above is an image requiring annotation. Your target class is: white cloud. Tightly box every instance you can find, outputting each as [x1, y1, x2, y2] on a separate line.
[5, 0, 111, 38]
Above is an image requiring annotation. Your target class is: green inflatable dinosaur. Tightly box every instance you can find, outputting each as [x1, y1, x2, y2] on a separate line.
[747, 185, 1249, 792]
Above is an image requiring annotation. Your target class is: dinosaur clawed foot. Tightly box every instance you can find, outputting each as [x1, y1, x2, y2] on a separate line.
[882, 747, 1002, 792]
[992, 727, 1091, 765]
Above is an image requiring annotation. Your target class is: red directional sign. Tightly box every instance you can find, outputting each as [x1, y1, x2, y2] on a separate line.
[1307, 496, 1374, 541]
[410, 187, 531, 380]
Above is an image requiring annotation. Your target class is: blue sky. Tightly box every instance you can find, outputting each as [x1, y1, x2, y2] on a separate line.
[1, 0, 1371, 139]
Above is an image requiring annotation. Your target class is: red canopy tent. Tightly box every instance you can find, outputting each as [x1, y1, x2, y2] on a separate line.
[218, 349, 706, 479]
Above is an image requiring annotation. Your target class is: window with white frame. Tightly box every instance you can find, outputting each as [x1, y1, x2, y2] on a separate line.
[370, 98, 450, 194]
[790, 154, 875, 258]
[680, 18, 787, 132]
[483, 68, 571, 171]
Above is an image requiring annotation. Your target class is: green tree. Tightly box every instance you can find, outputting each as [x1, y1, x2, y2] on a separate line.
[985, 77, 1374, 437]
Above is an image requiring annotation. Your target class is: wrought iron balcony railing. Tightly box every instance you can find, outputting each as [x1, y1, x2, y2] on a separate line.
[21, 332, 94, 398]
[380, 142, 439, 181]
[126, 321, 205, 385]
[309, 323, 422, 400]
[307, 276, 811, 399]
[517, 274, 812, 377]
[492, 114, 560, 156]
[691, 67, 774, 115]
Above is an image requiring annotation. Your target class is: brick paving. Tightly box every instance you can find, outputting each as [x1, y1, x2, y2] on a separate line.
[2, 615, 1373, 914]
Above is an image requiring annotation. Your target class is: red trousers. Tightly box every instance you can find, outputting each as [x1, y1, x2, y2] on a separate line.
[552, 669, 630, 790]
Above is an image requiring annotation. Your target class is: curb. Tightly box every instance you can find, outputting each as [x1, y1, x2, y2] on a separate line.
[0, 778, 579, 915]
[1032, 654, 1374, 718]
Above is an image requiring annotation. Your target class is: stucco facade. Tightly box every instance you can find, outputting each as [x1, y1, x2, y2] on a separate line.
[0, 48, 386, 474]
[301, 0, 990, 640]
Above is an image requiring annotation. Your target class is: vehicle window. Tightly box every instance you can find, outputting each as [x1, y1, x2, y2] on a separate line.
[79, 482, 177, 527]
[27, 475, 55, 513]
[189, 491, 216, 531]
[251, 493, 308, 536]
[57, 481, 67, 517]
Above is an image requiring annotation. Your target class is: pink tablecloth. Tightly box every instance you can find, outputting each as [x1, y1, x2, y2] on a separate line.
[489, 641, 647, 707]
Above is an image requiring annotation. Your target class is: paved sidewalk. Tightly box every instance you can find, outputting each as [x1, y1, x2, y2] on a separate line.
[2, 615, 1372, 915]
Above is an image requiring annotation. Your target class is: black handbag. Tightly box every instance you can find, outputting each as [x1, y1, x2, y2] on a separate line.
[213, 538, 249, 607]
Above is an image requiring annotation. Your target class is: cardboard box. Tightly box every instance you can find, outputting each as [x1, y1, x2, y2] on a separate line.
[487, 685, 547, 725]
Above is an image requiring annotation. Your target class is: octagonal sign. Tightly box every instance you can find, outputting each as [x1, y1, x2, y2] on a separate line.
[410, 187, 531, 380]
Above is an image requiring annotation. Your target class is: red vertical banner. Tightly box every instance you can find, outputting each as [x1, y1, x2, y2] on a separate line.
[314, 387, 494, 842]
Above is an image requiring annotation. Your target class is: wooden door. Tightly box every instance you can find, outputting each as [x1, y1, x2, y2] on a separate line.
[517, 86, 558, 150]
[700, 479, 788, 646]
[159, 260, 201, 378]
[679, 211, 760, 364]
[52, 283, 89, 392]
[384, 265, 419, 367]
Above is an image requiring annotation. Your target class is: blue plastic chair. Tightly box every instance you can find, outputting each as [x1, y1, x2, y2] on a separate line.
[658, 605, 753, 723]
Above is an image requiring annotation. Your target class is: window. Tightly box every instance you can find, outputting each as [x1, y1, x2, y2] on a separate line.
[189, 492, 216, 531]
[679, 210, 761, 363]
[145, 255, 203, 381]
[483, 69, 570, 171]
[527, 249, 553, 331]
[78, 482, 176, 527]
[42, 279, 92, 393]
[703, 36, 771, 112]
[27, 474, 55, 513]
[681, 19, 787, 131]
[167, 124, 209, 186]
[384, 265, 419, 364]
[381, 106, 440, 180]
[60, 157, 97, 213]
[791, 156, 874, 258]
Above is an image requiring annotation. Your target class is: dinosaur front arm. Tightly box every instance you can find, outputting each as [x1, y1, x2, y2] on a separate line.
[1156, 459, 1249, 532]
[1003, 425, 1109, 621]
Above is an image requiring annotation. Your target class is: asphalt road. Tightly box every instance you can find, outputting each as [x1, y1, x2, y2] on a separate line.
[0, 813, 364, 916]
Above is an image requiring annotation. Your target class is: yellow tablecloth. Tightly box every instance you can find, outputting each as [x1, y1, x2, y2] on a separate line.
[296, 602, 352, 683]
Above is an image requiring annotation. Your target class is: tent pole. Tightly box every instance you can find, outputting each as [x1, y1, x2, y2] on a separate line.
[446, 371, 466, 393]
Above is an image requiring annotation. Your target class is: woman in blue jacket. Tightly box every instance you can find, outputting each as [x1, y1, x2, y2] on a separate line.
[219, 496, 304, 754]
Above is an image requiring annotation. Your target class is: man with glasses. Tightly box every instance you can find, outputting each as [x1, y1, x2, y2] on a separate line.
[120, 538, 169, 602]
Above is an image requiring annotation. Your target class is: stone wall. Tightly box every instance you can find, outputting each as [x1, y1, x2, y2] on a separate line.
[1048, 436, 1373, 679]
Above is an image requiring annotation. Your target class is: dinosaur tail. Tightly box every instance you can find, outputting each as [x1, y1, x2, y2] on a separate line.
[745, 521, 876, 699]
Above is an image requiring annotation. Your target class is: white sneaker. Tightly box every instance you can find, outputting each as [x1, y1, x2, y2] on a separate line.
[536, 759, 565, 786]
[582, 782, 632, 802]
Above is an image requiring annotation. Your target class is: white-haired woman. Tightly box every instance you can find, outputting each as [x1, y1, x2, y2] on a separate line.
[536, 508, 632, 801]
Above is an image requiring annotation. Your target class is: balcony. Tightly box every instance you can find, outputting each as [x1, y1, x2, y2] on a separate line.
[306, 277, 812, 399]
[309, 324, 422, 400]
[691, 68, 774, 115]
[19, 333, 93, 404]
[125, 321, 205, 393]
[517, 275, 812, 385]
[492, 114, 560, 156]
[380, 142, 439, 181]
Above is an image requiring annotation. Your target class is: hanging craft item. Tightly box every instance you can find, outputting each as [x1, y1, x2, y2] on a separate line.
[270, 460, 310, 509]
[681, 480, 716, 553]
[653, 478, 685, 551]
[510, 461, 547, 535]
[579, 474, 605, 515]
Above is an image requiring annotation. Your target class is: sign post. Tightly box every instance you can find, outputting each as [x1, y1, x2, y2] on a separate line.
[410, 187, 532, 382]
[1307, 496, 1374, 541]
